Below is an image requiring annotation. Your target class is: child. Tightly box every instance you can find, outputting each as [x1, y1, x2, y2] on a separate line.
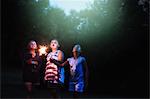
[44, 39, 65, 98]
[22, 40, 42, 98]
[53, 44, 89, 98]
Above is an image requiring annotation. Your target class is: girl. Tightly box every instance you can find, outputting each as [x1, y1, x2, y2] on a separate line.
[52, 44, 89, 98]
[44, 39, 65, 98]
[22, 40, 42, 98]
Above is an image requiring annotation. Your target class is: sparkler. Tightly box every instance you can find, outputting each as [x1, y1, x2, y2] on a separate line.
[38, 45, 48, 56]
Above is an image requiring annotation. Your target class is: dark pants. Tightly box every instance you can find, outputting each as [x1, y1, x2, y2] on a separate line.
[46, 81, 64, 98]
[68, 91, 85, 98]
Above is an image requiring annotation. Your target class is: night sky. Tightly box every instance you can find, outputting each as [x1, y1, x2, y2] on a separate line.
[1, 0, 149, 98]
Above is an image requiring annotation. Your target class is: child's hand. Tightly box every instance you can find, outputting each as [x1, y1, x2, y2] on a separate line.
[27, 59, 32, 64]
[61, 60, 68, 67]
[32, 61, 38, 65]
[46, 61, 51, 65]
[50, 58, 54, 63]
[61, 63, 65, 66]
[27, 59, 38, 65]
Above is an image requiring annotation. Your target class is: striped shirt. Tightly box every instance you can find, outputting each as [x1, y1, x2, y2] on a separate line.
[45, 50, 64, 84]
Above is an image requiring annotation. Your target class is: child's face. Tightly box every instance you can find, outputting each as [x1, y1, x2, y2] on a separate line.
[29, 41, 37, 50]
[50, 40, 59, 50]
[73, 51, 80, 58]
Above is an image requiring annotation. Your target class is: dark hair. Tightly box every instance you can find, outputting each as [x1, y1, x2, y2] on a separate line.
[27, 40, 37, 50]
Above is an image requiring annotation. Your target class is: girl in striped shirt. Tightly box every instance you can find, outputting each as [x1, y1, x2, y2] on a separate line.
[44, 39, 64, 98]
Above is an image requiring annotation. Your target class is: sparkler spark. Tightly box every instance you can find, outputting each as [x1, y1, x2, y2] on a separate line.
[38, 45, 48, 56]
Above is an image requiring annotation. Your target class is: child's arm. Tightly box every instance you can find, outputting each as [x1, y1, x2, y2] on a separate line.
[62, 60, 69, 66]
[50, 58, 69, 67]
[50, 58, 63, 66]
[48, 50, 65, 66]
[58, 50, 64, 61]
[84, 60, 89, 89]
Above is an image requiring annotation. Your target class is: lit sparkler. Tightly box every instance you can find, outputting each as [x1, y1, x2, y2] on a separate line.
[38, 45, 48, 56]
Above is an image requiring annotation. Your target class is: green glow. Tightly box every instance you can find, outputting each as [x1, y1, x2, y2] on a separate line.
[26, 0, 122, 44]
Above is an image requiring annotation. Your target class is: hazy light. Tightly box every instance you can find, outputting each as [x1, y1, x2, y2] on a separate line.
[49, 0, 93, 15]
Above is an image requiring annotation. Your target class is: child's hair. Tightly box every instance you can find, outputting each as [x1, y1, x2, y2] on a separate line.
[50, 39, 60, 47]
[72, 44, 82, 52]
[27, 40, 37, 50]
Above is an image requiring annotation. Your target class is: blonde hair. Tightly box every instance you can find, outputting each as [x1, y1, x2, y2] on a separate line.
[50, 39, 60, 48]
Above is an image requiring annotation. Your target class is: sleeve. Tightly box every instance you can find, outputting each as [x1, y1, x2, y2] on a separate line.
[22, 53, 30, 67]
[22, 53, 31, 74]
[38, 55, 42, 66]
[82, 57, 86, 62]
[50, 58, 63, 67]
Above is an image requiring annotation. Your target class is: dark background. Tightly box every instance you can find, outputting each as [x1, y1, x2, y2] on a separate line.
[1, 0, 149, 98]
